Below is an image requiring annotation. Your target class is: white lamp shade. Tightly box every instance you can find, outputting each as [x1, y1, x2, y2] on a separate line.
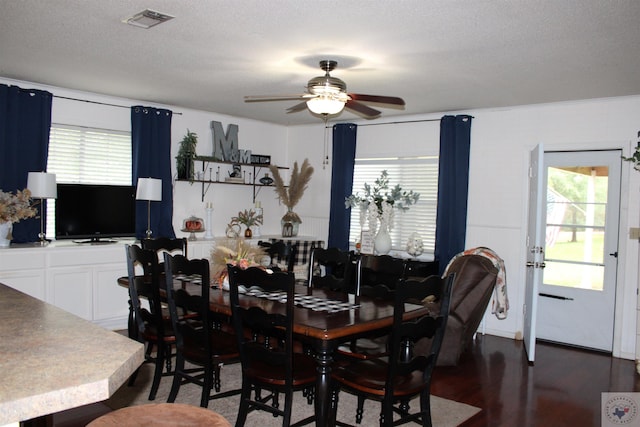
[136, 177, 162, 201]
[27, 172, 57, 199]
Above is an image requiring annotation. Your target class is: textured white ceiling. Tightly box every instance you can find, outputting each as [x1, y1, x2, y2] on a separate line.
[1, 0, 639, 125]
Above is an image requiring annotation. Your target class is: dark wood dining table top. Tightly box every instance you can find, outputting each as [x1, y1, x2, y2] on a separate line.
[118, 276, 427, 343]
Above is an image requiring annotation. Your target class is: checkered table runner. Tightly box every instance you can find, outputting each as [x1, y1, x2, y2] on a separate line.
[242, 287, 358, 313]
[174, 274, 202, 285]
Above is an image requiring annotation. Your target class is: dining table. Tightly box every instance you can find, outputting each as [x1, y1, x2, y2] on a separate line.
[118, 275, 428, 426]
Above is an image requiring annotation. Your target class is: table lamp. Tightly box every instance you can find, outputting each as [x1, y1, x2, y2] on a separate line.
[136, 177, 162, 238]
[27, 171, 57, 245]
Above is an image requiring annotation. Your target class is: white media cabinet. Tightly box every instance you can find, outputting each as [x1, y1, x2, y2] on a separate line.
[0, 237, 315, 331]
[0, 239, 138, 330]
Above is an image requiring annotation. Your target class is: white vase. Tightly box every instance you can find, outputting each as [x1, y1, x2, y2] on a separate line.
[0, 221, 13, 248]
[374, 221, 392, 255]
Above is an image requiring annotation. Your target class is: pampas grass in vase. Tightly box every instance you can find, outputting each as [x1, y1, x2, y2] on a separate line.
[269, 159, 314, 237]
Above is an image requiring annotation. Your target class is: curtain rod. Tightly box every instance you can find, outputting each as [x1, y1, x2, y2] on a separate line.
[53, 95, 182, 115]
[325, 118, 440, 128]
[325, 116, 475, 128]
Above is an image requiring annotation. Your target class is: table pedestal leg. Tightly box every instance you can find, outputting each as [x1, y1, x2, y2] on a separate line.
[314, 346, 334, 426]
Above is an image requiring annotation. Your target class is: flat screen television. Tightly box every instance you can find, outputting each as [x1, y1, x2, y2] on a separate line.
[55, 183, 136, 243]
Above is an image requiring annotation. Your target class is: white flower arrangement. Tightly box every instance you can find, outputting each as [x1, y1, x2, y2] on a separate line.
[346, 170, 419, 234]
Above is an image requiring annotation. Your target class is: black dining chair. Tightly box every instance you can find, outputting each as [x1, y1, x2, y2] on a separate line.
[306, 247, 355, 293]
[257, 240, 296, 272]
[162, 253, 240, 408]
[355, 254, 407, 294]
[124, 244, 176, 401]
[227, 265, 316, 427]
[330, 273, 455, 427]
[142, 237, 188, 261]
[336, 254, 409, 361]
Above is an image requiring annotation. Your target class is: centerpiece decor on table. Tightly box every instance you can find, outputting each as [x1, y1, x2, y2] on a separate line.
[345, 170, 420, 255]
[0, 188, 37, 247]
[269, 159, 314, 237]
[210, 238, 268, 288]
[230, 208, 263, 238]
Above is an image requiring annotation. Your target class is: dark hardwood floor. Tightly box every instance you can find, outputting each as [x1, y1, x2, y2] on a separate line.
[51, 334, 638, 426]
[431, 334, 640, 427]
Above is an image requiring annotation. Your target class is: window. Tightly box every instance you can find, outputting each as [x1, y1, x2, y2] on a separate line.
[348, 157, 438, 254]
[45, 124, 132, 238]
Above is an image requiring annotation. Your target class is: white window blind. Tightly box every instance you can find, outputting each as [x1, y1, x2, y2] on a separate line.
[348, 157, 438, 254]
[47, 124, 132, 184]
[45, 124, 132, 238]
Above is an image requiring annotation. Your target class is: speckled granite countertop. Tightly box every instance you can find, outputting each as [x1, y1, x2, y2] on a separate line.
[0, 283, 144, 425]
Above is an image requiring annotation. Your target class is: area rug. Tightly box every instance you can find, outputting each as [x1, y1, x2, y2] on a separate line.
[107, 363, 481, 426]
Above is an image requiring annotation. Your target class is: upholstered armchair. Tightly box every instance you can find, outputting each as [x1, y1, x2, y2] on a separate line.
[415, 253, 499, 366]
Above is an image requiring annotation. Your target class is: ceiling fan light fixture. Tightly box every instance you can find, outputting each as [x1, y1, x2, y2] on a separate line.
[306, 96, 345, 115]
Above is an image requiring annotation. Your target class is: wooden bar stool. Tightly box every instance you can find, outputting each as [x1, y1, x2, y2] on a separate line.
[87, 403, 231, 427]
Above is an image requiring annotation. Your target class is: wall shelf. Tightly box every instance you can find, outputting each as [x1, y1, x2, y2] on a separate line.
[176, 156, 288, 202]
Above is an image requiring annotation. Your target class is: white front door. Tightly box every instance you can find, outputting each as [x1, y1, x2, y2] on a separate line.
[537, 150, 621, 351]
[523, 144, 544, 363]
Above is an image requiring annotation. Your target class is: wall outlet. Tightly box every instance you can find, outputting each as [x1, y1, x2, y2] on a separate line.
[630, 227, 640, 240]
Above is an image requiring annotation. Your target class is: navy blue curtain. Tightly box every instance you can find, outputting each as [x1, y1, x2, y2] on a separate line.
[0, 84, 53, 243]
[434, 115, 473, 274]
[327, 123, 357, 250]
[131, 106, 175, 239]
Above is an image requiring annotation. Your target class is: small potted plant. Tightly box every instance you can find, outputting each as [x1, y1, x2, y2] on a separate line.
[231, 209, 263, 238]
[176, 130, 198, 181]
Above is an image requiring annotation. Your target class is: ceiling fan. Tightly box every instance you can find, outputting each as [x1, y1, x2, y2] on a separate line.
[244, 60, 405, 119]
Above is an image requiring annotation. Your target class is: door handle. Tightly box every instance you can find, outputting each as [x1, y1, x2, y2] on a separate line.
[609, 251, 618, 258]
[526, 261, 546, 268]
[539, 292, 574, 301]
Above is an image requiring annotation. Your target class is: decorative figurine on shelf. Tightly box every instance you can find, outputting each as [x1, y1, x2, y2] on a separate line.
[259, 173, 274, 186]
[225, 163, 244, 183]
[230, 209, 263, 239]
[225, 222, 241, 238]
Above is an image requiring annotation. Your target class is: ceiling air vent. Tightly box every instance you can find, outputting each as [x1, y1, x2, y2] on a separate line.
[123, 9, 174, 29]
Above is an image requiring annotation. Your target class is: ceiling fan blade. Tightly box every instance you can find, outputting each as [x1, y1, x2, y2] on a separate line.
[286, 102, 308, 113]
[244, 94, 314, 102]
[345, 100, 381, 118]
[348, 93, 405, 106]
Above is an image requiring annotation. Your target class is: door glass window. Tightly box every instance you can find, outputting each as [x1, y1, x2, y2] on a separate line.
[544, 166, 608, 291]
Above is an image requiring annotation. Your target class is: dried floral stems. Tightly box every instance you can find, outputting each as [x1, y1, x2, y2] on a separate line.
[269, 159, 314, 210]
[0, 189, 37, 223]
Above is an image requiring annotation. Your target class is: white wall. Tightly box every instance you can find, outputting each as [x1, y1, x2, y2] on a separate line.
[4, 76, 639, 359]
[290, 96, 640, 359]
